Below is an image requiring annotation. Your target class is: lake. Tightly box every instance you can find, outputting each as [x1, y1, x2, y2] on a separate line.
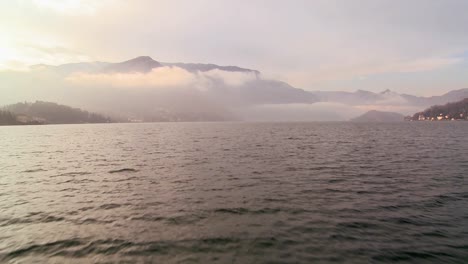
[0, 122, 467, 263]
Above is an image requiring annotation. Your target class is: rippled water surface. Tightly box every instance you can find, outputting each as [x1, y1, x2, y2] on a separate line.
[1, 122, 467, 263]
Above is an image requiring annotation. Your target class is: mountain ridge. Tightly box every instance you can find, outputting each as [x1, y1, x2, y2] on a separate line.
[3, 56, 467, 121]
[31, 56, 260, 75]
[28, 56, 468, 105]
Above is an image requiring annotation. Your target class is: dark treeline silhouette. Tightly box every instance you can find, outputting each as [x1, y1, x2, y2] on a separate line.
[0, 110, 19, 125]
[2, 101, 113, 125]
[411, 98, 468, 121]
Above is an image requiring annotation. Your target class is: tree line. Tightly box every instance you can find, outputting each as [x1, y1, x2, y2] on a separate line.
[0, 110, 19, 125]
[1, 101, 113, 125]
[411, 98, 468, 121]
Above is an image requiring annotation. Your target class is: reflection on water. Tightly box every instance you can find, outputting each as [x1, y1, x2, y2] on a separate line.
[0, 122, 467, 263]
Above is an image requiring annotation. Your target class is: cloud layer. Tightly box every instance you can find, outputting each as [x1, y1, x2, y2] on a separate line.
[66, 66, 258, 89]
[235, 103, 365, 122]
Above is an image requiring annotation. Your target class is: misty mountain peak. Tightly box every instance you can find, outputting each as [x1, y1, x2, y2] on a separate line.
[381, 89, 391, 93]
[356, 89, 374, 94]
[380, 89, 395, 95]
[102, 56, 162, 73]
[129, 56, 156, 62]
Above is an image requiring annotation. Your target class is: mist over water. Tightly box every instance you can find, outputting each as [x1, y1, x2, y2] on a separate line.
[1, 122, 467, 263]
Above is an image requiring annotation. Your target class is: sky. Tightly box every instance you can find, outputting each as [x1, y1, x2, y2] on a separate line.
[1, 0, 468, 95]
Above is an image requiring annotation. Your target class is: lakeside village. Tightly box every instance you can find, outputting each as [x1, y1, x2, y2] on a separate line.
[406, 98, 468, 121]
[413, 113, 467, 121]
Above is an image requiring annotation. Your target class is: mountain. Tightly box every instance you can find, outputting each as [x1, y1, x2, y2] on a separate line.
[4, 101, 114, 124]
[31, 56, 259, 75]
[351, 110, 405, 122]
[23, 56, 319, 121]
[28, 56, 468, 109]
[311, 88, 468, 107]
[312, 89, 381, 105]
[0, 56, 467, 122]
[410, 98, 468, 121]
[161, 62, 260, 75]
[30, 61, 111, 75]
[425, 89, 468, 105]
[101, 56, 162, 73]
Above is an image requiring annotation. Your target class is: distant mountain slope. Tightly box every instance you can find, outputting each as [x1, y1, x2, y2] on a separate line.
[24, 56, 319, 121]
[4, 101, 113, 124]
[312, 88, 468, 107]
[30, 61, 111, 75]
[425, 89, 468, 105]
[410, 98, 468, 121]
[206, 79, 318, 106]
[351, 110, 405, 122]
[161, 62, 259, 74]
[101, 56, 162, 73]
[312, 89, 381, 105]
[28, 56, 468, 110]
[3, 56, 466, 121]
[32, 56, 258, 75]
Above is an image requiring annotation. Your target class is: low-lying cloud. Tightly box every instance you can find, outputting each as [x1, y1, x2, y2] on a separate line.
[200, 69, 257, 86]
[235, 102, 365, 121]
[66, 66, 257, 89]
[66, 67, 195, 88]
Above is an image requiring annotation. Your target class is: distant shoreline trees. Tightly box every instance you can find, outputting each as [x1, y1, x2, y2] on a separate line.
[0, 101, 114, 126]
[0, 110, 19, 125]
[410, 98, 468, 121]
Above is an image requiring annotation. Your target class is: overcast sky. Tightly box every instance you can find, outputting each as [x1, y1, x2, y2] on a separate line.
[1, 0, 468, 95]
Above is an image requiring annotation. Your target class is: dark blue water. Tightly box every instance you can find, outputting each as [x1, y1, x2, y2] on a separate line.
[0, 122, 467, 263]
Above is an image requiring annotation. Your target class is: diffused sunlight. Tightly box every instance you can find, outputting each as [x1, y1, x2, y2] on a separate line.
[1, 2, 468, 263]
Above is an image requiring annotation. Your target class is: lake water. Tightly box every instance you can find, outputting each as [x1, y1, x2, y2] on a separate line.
[0, 122, 467, 263]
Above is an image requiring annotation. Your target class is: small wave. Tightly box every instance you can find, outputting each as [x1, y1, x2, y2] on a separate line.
[58, 187, 79, 192]
[378, 204, 412, 211]
[416, 230, 448, 238]
[372, 250, 454, 262]
[285, 167, 298, 172]
[78, 206, 94, 212]
[422, 194, 462, 209]
[329, 234, 358, 241]
[214, 208, 250, 215]
[382, 217, 426, 226]
[59, 178, 97, 184]
[166, 214, 206, 225]
[99, 203, 121, 210]
[74, 218, 115, 224]
[58, 171, 92, 176]
[328, 178, 345, 183]
[129, 215, 166, 222]
[214, 207, 283, 215]
[1, 239, 83, 261]
[336, 221, 379, 229]
[0, 237, 244, 260]
[325, 188, 349, 193]
[130, 213, 206, 225]
[104, 176, 139, 182]
[22, 168, 46, 173]
[0, 213, 65, 227]
[108, 168, 139, 174]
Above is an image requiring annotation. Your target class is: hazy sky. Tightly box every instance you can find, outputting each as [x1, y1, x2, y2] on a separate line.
[1, 0, 468, 95]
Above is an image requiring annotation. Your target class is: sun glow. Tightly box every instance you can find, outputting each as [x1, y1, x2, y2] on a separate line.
[31, 0, 103, 15]
[0, 38, 23, 70]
